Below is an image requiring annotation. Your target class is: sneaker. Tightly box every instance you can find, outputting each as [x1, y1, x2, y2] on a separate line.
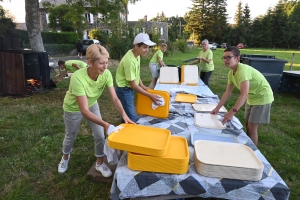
[58, 154, 70, 174]
[95, 162, 112, 177]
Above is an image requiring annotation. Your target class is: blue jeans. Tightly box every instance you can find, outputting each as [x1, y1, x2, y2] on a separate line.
[115, 86, 139, 122]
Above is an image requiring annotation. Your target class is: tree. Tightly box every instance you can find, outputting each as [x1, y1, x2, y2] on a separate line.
[0, 5, 15, 37]
[25, 0, 44, 51]
[234, 1, 243, 26]
[184, 0, 227, 43]
[43, 2, 87, 33]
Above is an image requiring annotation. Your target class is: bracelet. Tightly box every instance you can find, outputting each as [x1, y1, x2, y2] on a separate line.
[232, 108, 238, 114]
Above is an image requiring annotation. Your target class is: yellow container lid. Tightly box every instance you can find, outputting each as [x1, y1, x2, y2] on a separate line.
[108, 124, 171, 157]
[175, 93, 197, 103]
[128, 136, 189, 174]
[136, 89, 170, 119]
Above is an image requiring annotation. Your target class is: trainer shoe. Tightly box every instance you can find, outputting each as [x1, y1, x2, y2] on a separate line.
[58, 154, 70, 174]
[95, 162, 112, 177]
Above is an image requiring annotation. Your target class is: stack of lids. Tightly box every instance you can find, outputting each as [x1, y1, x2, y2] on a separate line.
[159, 67, 179, 84]
[181, 65, 198, 86]
[108, 124, 189, 174]
[136, 89, 170, 119]
[193, 140, 264, 181]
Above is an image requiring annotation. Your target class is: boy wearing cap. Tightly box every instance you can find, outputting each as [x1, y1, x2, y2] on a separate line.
[115, 33, 161, 122]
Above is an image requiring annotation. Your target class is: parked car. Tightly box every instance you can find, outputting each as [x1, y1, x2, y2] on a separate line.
[237, 43, 246, 49]
[187, 41, 195, 47]
[208, 42, 217, 50]
[82, 39, 100, 55]
[220, 43, 230, 48]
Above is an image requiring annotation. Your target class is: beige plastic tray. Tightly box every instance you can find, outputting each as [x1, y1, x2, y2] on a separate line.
[128, 136, 189, 174]
[194, 140, 264, 181]
[108, 124, 171, 157]
[136, 89, 170, 119]
[159, 67, 179, 84]
[181, 65, 198, 85]
[194, 113, 226, 129]
[192, 104, 228, 113]
[175, 93, 197, 103]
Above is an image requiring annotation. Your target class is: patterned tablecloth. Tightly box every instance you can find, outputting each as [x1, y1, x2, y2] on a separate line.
[110, 80, 290, 200]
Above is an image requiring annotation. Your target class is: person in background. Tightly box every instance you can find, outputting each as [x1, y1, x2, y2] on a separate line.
[211, 46, 274, 146]
[54, 60, 87, 83]
[57, 44, 135, 176]
[149, 43, 167, 89]
[115, 33, 161, 122]
[76, 39, 83, 59]
[190, 39, 214, 87]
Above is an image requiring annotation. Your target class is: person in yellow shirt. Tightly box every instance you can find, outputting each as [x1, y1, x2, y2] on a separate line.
[54, 60, 87, 83]
[211, 46, 274, 145]
[149, 43, 167, 89]
[191, 39, 214, 87]
[57, 44, 134, 176]
[115, 33, 161, 122]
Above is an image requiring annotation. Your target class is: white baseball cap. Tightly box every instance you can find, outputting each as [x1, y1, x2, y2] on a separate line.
[133, 33, 156, 46]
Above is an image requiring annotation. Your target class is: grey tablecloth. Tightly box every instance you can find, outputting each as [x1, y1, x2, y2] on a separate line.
[110, 80, 290, 200]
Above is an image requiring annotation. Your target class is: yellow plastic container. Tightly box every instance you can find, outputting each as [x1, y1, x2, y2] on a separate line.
[108, 124, 171, 157]
[128, 136, 189, 174]
[175, 93, 197, 103]
[181, 65, 198, 86]
[136, 89, 170, 119]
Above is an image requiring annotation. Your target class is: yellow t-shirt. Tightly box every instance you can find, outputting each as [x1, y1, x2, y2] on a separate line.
[228, 63, 274, 105]
[65, 60, 87, 73]
[116, 50, 140, 87]
[150, 50, 163, 65]
[198, 49, 214, 72]
[63, 67, 113, 112]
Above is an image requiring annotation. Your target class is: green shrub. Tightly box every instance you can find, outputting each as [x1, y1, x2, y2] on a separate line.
[173, 39, 188, 53]
[44, 43, 75, 55]
[42, 32, 78, 44]
[89, 29, 109, 46]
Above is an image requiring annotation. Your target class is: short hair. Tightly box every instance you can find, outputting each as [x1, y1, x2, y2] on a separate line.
[161, 43, 167, 47]
[202, 39, 209, 44]
[58, 60, 65, 66]
[136, 42, 144, 47]
[224, 46, 240, 57]
[86, 44, 109, 63]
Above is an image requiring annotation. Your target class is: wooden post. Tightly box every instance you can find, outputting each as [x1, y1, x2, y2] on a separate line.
[289, 53, 295, 71]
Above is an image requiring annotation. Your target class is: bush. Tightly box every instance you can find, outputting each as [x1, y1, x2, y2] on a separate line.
[173, 39, 188, 53]
[42, 32, 78, 44]
[44, 44, 75, 55]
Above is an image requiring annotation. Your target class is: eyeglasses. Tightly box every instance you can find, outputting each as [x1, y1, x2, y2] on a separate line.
[221, 56, 236, 61]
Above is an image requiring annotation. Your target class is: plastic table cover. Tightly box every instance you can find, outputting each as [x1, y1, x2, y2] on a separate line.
[110, 79, 290, 200]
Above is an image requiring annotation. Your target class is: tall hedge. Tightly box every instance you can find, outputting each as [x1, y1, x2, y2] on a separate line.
[8, 29, 79, 45]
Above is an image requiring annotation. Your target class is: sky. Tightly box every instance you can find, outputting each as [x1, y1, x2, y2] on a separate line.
[1, 0, 277, 24]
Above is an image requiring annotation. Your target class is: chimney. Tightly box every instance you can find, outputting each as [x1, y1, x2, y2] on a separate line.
[143, 15, 147, 22]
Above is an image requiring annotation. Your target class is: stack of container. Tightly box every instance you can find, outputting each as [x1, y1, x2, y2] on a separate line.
[108, 124, 189, 174]
[193, 140, 264, 181]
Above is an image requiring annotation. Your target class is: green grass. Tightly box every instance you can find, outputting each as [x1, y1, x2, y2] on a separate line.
[0, 47, 300, 199]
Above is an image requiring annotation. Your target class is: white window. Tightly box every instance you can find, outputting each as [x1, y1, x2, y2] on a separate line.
[85, 13, 94, 23]
[160, 27, 163, 35]
[46, 13, 49, 24]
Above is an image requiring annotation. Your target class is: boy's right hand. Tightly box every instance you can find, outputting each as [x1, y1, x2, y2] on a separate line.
[150, 94, 162, 105]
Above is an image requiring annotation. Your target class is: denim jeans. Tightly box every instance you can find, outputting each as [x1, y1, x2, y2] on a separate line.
[115, 86, 139, 122]
[62, 103, 105, 157]
[200, 71, 213, 88]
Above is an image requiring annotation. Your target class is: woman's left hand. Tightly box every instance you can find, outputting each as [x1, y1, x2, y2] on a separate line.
[122, 113, 136, 124]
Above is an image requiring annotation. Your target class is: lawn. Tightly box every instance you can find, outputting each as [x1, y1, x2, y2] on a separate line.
[0, 47, 299, 199]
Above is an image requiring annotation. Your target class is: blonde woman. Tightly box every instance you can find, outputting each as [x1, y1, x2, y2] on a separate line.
[57, 44, 134, 177]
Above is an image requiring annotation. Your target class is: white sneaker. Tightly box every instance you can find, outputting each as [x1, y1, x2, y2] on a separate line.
[58, 154, 70, 174]
[95, 162, 112, 177]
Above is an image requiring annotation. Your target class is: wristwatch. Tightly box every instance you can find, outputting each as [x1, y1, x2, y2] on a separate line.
[232, 108, 238, 114]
